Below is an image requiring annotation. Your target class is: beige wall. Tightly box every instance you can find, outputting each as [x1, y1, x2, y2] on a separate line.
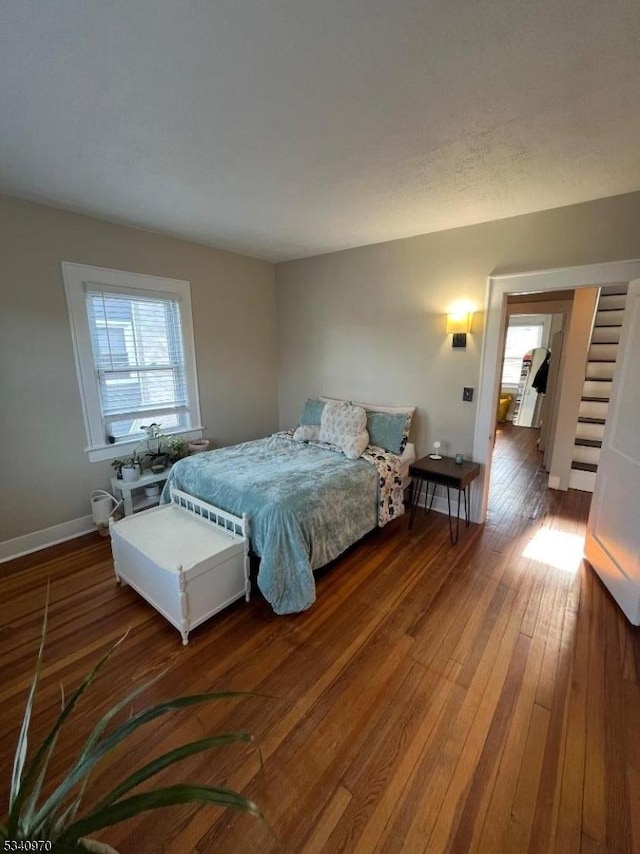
[275, 191, 640, 461]
[0, 195, 278, 542]
[5, 189, 640, 545]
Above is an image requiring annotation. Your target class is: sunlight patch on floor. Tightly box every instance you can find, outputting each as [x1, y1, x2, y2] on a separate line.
[523, 528, 585, 573]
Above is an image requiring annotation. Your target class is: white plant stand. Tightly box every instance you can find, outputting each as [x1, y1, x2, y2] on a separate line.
[110, 488, 250, 644]
[111, 468, 171, 516]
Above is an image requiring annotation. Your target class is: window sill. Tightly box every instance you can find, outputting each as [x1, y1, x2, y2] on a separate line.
[86, 427, 205, 463]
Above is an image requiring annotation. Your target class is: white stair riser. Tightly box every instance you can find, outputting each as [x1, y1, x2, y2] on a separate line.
[569, 290, 623, 490]
[568, 468, 597, 493]
[591, 326, 620, 344]
[579, 399, 609, 419]
[595, 309, 625, 326]
[572, 445, 601, 466]
[586, 361, 615, 380]
[597, 294, 627, 311]
[583, 380, 612, 399]
[576, 421, 605, 441]
[589, 343, 618, 362]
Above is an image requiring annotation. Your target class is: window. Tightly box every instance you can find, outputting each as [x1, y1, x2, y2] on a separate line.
[63, 263, 202, 462]
[502, 320, 545, 385]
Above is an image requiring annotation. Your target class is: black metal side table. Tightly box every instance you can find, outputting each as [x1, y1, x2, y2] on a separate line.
[408, 455, 480, 544]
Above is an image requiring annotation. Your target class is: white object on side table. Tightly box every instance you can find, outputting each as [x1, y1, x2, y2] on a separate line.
[429, 440, 442, 460]
[109, 487, 250, 644]
[111, 468, 171, 516]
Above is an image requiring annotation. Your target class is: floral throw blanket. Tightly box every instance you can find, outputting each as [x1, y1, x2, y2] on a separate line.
[361, 446, 406, 525]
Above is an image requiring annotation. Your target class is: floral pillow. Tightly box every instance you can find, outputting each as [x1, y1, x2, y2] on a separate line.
[342, 432, 369, 460]
[320, 397, 414, 456]
[319, 401, 369, 459]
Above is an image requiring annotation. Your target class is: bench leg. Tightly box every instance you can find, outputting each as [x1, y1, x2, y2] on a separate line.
[178, 568, 190, 645]
[113, 559, 127, 585]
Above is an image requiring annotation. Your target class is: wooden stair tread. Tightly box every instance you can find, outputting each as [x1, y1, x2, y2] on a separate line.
[581, 396, 609, 402]
[578, 416, 606, 424]
[575, 438, 602, 448]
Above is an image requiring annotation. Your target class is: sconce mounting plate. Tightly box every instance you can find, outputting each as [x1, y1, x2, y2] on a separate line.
[452, 333, 467, 348]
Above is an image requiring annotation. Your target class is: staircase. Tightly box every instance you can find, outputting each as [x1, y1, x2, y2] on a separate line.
[569, 285, 628, 492]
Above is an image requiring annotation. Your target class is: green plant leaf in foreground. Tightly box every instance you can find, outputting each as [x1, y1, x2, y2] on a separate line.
[31, 692, 255, 832]
[9, 591, 49, 821]
[93, 733, 255, 811]
[11, 630, 130, 837]
[4, 604, 264, 846]
[57, 784, 262, 845]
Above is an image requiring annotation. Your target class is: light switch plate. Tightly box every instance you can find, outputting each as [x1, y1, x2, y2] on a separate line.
[463, 387, 474, 402]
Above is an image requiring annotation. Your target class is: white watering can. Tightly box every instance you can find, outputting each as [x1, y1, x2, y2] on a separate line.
[90, 490, 122, 527]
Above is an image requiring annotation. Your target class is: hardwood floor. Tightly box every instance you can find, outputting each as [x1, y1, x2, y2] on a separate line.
[1, 425, 639, 852]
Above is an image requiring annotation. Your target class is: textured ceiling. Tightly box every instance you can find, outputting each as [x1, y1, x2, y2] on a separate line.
[1, 1, 640, 262]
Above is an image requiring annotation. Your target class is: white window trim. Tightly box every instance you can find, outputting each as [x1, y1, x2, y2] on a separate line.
[62, 262, 203, 463]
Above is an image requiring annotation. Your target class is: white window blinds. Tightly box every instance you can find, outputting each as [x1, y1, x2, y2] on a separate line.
[85, 288, 189, 441]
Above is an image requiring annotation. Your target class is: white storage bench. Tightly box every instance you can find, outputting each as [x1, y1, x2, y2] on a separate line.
[110, 488, 250, 644]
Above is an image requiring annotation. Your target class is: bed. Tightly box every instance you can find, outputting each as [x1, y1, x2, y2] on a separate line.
[161, 400, 415, 615]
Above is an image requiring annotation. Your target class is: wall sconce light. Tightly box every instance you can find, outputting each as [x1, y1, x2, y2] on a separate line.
[446, 311, 472, 348]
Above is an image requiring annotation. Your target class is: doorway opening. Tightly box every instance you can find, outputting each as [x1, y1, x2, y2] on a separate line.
[489, 293, 570, 517]
[471, 259, 640, 526]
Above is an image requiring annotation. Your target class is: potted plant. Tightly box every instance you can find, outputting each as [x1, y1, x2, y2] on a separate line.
[165, 436, 189, 464]
[110, 460, 125, 481]
[120, 452, 142, 483]
[1, 608, 261, 852]
[140, 424, 168, 473]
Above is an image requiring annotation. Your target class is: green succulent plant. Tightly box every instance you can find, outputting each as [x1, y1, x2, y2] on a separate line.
[1, 601, 261, 852]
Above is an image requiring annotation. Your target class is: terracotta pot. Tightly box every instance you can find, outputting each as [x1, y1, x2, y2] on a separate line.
[188, 439, 211, 453]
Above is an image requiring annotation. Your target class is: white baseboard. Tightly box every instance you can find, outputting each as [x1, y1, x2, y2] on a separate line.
[0, 515, 95, 564]
[1, 487, 467, 565]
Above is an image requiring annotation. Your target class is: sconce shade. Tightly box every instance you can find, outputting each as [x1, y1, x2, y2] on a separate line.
[446, 312, 472, 334]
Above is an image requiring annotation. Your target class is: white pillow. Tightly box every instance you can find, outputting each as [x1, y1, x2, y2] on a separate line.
[319, 401, 369, 459]
[293, 425, 320, 442]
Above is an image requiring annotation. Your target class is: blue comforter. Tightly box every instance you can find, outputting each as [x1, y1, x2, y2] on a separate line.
[161, 435, 379, 614]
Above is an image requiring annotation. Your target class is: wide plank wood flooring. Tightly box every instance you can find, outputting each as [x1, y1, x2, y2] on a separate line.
[1, 424, 639, 852]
